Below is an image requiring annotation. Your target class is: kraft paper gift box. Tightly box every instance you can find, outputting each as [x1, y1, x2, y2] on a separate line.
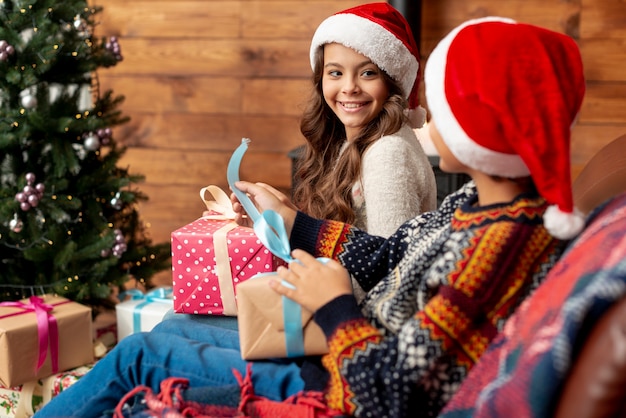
[171, 185, 284, 316]
[236, 273, 329, 360]
[0, 363, 93, 418]
[116, 287, 174, 341]
[0, 295, 93, 388]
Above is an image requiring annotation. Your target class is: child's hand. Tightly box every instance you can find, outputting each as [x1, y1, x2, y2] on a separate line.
[230, 181, 298, 232]
[271, 249, 353, 313]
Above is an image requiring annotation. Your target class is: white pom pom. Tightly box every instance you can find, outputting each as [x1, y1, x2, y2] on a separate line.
[544, 205, 585, 240]
[406, 105, 427, 129]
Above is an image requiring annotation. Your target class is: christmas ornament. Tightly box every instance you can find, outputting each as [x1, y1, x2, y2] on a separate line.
[73, 14, 88, 35]
[15, 172, 45, 211]
[0, 40, 15, 62]
[105, 36, 123, 61]
[9, 214, 23, 233]
[72, 143, 87, 160]
[20, 93, 37, 109]
[96, 127, 112, 145]
[112, 228, 127, 257]
[110, 192, 122, 210]
[83, 133, 100, 151]
[102, 228, 127, 258]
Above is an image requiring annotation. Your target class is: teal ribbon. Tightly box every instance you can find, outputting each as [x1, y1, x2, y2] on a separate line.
[227, 138, 261, 223]
[119, 288, 173, 333]
[227, 139, 329, 357]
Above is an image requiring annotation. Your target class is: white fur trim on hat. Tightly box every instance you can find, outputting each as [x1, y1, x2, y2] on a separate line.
[310, 13, 418, 101]
[544, 205, 585, 240]
[424, 17, 530, 177]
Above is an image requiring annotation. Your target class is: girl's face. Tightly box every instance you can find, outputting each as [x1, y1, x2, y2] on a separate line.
[321, 43, 390, 141]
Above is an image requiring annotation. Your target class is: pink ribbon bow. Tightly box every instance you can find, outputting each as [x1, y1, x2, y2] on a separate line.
[0, 295, 60, 373]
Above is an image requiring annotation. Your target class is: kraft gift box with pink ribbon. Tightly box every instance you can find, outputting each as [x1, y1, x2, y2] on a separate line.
[171, 185, 285, 316]
[115, 287, 173, 340]
[0, 295, 93, 388]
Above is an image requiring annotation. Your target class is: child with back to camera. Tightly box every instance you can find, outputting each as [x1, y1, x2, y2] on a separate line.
[35, 14, 587, 418]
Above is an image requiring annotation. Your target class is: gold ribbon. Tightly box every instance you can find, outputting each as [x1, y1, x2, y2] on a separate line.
[200, 185, 237, 220]
[199, 185, 240, 316]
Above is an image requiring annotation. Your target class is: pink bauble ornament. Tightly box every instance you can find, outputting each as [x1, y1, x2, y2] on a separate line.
[27, 194, 39, 207]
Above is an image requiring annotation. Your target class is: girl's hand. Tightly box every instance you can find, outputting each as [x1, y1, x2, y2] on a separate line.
[230, 181, 298, 232]
[270, 249, 353, 313]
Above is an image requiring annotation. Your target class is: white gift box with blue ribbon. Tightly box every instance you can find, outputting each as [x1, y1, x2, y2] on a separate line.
[115, 288, 173, 341]
[227, 139, 330, 359]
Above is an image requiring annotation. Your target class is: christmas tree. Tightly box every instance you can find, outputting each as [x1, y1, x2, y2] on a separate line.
[0, 0, 171, 306]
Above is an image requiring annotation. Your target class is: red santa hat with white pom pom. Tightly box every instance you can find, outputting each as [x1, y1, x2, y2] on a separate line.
[309, 2, 426, 128]
[425, 17, 586, 239]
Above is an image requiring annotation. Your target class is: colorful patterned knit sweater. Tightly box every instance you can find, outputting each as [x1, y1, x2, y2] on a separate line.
[290, 182, 568, 418]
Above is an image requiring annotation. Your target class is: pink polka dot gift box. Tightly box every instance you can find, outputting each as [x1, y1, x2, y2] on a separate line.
[170, 186, 285, 316]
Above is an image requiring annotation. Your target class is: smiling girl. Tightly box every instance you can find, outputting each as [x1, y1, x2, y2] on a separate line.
[293, 3, 437, 239]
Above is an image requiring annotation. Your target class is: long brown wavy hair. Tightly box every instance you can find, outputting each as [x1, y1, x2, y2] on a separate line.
[292, 47, 410, 223]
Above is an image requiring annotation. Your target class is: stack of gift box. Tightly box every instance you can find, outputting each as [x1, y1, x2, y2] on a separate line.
[0, 295, 94, 417]
[169, 140, 327, 361]
[0, 287, 175, 418]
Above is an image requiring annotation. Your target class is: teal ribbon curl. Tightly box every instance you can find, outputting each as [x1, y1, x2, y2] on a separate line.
[227, 139, 329, 357]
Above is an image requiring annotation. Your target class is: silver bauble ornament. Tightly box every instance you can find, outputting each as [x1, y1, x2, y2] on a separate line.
[84, 134, 100, 151]
[9, 216, 23, 233]
[21, 94, 37, 109]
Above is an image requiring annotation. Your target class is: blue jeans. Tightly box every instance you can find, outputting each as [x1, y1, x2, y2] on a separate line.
[35, 318, 305, 418]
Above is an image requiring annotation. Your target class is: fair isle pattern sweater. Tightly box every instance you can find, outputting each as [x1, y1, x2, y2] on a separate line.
[291, 182, 568, 418]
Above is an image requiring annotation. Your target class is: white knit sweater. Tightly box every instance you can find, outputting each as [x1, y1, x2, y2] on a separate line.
[351, 123, 437, 237]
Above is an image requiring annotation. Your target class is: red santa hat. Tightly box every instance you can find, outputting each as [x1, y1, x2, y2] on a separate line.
[424, 17, 586, 239]
[310, 2, 426, 128]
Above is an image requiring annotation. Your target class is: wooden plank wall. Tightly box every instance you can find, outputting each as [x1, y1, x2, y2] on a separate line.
[95, 0, 626, 260]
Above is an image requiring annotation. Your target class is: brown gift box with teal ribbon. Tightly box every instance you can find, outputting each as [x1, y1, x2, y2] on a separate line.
[0, 294, 93, 387]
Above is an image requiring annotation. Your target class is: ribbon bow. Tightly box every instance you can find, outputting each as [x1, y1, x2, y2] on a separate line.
[228, 139, 329, 357]
[200, 185, 237, 220]
[119, 288, 173, 333]
[0, 296, 59, 373]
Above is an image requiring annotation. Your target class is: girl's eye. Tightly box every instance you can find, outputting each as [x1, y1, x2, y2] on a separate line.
[362, 69, 378, 77]
[328, 70, 342, 77]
